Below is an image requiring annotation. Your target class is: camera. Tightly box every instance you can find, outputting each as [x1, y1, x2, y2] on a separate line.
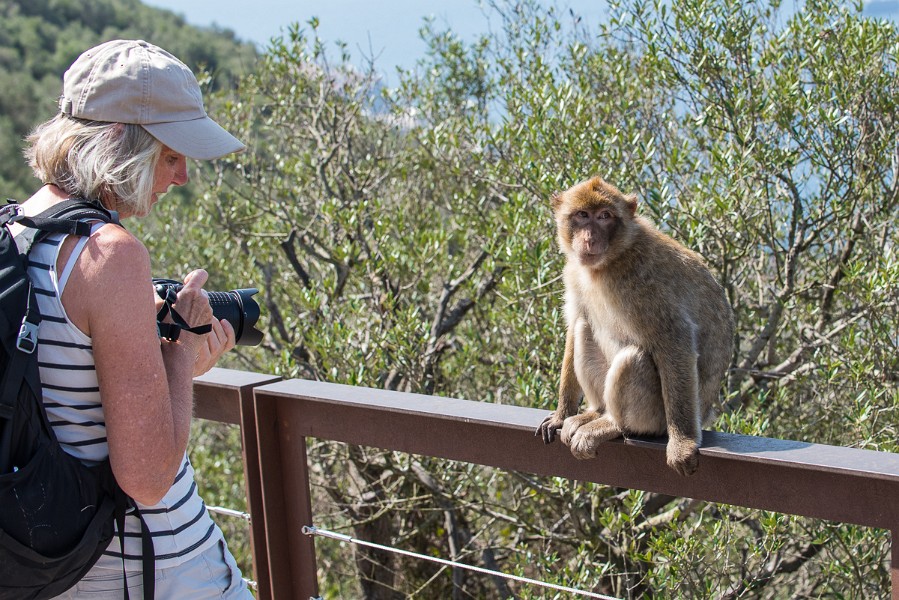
[152, 278, 263, 346]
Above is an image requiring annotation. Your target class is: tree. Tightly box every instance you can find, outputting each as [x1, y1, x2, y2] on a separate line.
[146, 0, 898, 596]
[0, 0, 257, 200]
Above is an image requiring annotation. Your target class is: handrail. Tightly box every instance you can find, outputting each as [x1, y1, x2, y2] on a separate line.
[192, 368, 899, 599]
[193, 368, 281, 600]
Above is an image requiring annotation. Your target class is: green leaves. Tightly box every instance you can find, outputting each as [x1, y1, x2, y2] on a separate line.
[133, 0, 899, 595]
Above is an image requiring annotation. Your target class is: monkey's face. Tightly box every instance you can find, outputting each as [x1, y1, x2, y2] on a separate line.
[552, 177, 638, 269]
[562, 204, 620, 267]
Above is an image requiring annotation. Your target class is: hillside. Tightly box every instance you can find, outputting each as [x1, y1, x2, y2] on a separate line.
[0, 0, 258, 199]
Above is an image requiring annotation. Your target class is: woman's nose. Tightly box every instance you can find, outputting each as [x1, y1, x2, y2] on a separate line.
[174, 156, 189, 186]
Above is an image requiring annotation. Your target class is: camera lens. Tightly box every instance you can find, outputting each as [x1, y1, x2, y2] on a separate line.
[207, 289, 263, 346]
[153, 278, 263, 346]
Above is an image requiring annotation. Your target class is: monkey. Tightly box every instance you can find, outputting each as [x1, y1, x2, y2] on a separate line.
[535, 176, 734, 476]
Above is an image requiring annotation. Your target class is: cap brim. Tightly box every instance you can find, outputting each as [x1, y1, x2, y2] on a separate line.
[142, 116, 245, 160]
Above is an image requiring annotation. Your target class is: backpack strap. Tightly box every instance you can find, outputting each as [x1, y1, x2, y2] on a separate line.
[3, 197, 153, 599]
[7, 197, 119, 355]
[138, 509, 155, 600]
[4, 197, 119, 258]
[0, 329, 39, 443]
[113, 492, 156, 600]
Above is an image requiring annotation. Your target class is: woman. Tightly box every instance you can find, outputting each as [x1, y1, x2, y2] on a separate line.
[15, 40, 252, 598]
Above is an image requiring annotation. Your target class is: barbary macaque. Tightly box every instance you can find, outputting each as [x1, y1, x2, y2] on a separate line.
[535, 177, 734, 476]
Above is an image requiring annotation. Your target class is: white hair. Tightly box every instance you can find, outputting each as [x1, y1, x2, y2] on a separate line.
[25, 114, 162, 215]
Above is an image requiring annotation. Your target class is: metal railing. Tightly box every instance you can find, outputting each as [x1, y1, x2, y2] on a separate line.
[192, 367, 899, 599]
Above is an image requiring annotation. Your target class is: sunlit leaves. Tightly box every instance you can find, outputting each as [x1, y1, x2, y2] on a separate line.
[140, 0, 899, 595]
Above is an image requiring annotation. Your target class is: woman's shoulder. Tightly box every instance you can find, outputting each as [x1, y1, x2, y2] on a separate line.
[90, 221, 147, 253]
[79, 222, 151, 285]
[58, 216, 155, 337]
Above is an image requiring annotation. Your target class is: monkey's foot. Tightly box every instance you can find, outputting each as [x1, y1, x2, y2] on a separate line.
[565, 415, 621, 460]
[666, 438, 700, 476]
[560, 412, 600, 446]
[568, 432, 602, 459]
[535, 412, 568, 444]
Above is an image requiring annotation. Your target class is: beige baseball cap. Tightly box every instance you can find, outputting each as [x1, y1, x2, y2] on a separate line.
[59, 39, 245, 160]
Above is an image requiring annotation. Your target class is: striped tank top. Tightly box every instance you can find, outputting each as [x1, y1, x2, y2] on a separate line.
[27, 223, 222, 569]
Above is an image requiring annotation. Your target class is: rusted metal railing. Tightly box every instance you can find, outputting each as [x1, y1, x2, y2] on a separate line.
[192, 367, 899, 599]
[193, 368, 281, 599]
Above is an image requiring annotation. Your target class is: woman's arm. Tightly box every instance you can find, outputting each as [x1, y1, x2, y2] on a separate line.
[63, 224, 232, 505]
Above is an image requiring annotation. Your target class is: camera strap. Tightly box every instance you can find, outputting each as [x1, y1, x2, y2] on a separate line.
[155, 285, 212, 342]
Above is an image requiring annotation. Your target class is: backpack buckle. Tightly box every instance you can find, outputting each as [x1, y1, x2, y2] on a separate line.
[0, 202, 24, 227]
[16, 320, 39, 354]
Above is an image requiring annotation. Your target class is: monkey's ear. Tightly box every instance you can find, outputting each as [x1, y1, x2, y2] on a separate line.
[550, 191, 563, 213]
[624, 193, 638, 216]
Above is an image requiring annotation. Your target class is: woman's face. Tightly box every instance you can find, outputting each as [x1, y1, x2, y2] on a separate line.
[149, 145, 189, 211]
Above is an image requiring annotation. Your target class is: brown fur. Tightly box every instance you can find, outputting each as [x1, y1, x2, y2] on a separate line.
[536, 177, 734, 475]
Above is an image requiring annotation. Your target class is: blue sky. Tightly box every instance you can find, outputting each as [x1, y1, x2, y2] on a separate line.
[143, 0, 899, 84]
[142, 0, 606, 82]
[866, 0, 899, 17]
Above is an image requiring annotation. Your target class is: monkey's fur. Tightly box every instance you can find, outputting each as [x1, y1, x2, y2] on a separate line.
[535, 177, 734, 476]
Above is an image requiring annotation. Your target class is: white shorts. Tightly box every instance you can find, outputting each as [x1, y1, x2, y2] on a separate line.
[52, 538, 254, 599]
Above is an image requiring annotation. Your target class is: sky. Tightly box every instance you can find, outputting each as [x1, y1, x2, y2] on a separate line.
[143, 0, 899, 84]
[141, 0, 608, 82]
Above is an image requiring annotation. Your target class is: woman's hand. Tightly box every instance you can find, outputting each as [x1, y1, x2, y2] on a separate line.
[194, 314, 236, 376]
[155, 269, 236, 376]
[163, 269, 214, 352]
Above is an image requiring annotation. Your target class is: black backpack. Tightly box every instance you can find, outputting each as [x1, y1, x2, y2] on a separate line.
[0, 198, 153, 600]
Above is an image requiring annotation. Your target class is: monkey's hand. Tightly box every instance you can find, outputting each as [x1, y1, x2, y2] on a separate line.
[666, 438, 700, 476]
[535, 412, 566, 444]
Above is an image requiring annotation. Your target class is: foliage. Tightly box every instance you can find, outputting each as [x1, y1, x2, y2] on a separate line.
[146, 0, 899, 596]
[0, 0, 257, 200]
[143, 0, 899, 596]
[6, 0, 897, 596]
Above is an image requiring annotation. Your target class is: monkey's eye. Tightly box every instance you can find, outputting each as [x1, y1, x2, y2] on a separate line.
[598, 210, 613, 220]
[575, 210, 590, 219]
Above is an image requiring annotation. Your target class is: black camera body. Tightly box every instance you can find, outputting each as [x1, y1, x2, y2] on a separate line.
[152, 278, 263, 346]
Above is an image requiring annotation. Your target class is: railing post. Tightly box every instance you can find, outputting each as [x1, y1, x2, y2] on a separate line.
[893, 528, 898, 600]
[191, 368, 282, 599]
[238, 388, 270, 600]
[294, 436, 317, 599]
[255, 387, 319, 599]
